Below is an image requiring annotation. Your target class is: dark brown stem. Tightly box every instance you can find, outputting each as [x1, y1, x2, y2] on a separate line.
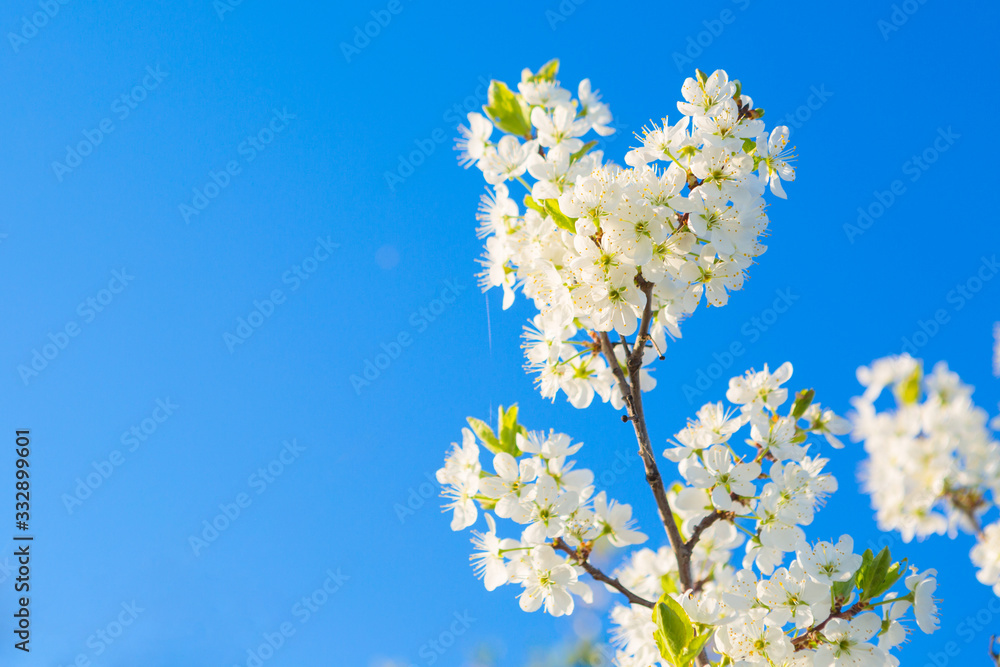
[685, 511, 724, 551]
[791, 601, 865, 650]
[553, 538, 654, 609]
[597, 282, 691, 592]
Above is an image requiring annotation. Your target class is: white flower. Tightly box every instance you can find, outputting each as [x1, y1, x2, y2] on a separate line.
[481, 136, 537, 185]
[972, 521, 1000, 595]
[514, 545, 578, 616]
[727, 362, 794, 412]
[455, 112, 493, 168]
[715, 612, 793, 665]
[530, 104, 589, 152]
[814, 614, 887, 667]
[755, 126, 795, 199]
[470, 514, 518, 591]
[593, 492, 647, 547]
[757, 562, 830, 629]
[796, 535, 862, 586]
[479, 452, 538, 522]
[905, 568, 939, 633]
[521, 475, 579, 543]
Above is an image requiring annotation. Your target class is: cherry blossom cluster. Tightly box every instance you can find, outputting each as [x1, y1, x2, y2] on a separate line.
[436, 405, 647, 616]
[438, 366, 939, 666]
[455, 61, 795, 408]
[851, 354, 1000, 597]
[602, 362, 937, 667]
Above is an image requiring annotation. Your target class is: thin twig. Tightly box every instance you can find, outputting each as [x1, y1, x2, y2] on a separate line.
[553, 538, 654, 609]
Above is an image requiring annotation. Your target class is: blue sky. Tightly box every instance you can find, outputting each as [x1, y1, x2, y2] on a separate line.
[2, 0, 999, 665]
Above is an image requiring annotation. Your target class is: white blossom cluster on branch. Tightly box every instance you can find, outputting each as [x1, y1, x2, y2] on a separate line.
[455, 60, 795, 408]
[441, 62, 941, 667]
[438, 365, 938, 666]
[851, 353, 1000, 597]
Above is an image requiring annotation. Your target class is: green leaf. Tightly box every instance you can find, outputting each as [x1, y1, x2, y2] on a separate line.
[530, 58, 560, 82]
[879, 557, 908, 597]
[831, 577, 855, 603]
[791, 389, 815, 419]
[653, 596, 693, 666]
[543, 199, 577, 234]
[678, 630, 713, 666]
[498, 405, 523, 456]
[859, 547, 893, 601]
[523, 195, 546, 216]
[898, 366, 922, 405]
[482, 80, 532, 139]
[570, 140, 598, 163]
[660, 574, 679, 596]
[742, 137, 757, 154]
[695, 69, 708, 86]
[466, 417, 501, 454]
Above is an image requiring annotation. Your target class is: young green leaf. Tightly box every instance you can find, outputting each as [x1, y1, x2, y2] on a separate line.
[653, 596, 693, 665]
[466, 417, 501, 454]
[531, 58, 560, 82]
[482, 80, 532, 139]
[791, 388, 815, 419]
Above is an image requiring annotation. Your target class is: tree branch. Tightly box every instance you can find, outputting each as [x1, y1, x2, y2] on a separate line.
[685, 511, 724, 551]
[553, 538, 654, 609]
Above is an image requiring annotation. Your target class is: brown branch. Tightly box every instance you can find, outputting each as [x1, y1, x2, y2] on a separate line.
[791, 601, 865, 650]
[597, 288, 691, 594]
[685, 511, 724, 551]
[553, 538, 654, 609]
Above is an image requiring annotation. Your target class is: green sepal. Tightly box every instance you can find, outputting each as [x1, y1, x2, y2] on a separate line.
[543, 199, 577, 234]
[482, 80, 532, 139]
